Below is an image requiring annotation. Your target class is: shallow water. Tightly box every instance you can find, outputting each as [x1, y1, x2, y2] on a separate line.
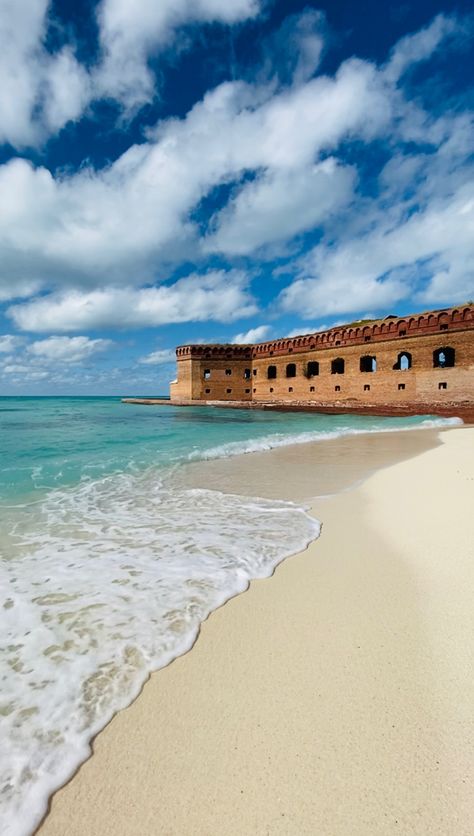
[0, 397, 461, 835]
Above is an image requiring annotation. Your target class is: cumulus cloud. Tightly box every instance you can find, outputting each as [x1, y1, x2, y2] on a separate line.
[138, 349, 176, 365]
[0, 6, 472, 341]
[1, 9, 462, 300]
[205, 158, 355, 255]
[0, 0, 90, 147]
[0, 55, 391, 298]
[2, 363, 50, 380]
[26, 336, 112, 363]
[0, 336, 113, 393]
[96, 0, 261, 110]
[0, 335, 23, 353]
[280, 181, 474, 317]
[0, 0, 261, 148]
[232, 325, 271, 343]
[8, 271, 257, 332]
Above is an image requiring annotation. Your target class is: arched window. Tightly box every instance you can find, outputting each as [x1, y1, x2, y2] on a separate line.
[331, 358, 345, 374]
[267, 365, 277, 379]
[360, 355, 376, 373]
[286, 363, 296, 378]
[306, 361, 319, 377]
[393, 352, 412, 371]
[433, 347, 455, 368]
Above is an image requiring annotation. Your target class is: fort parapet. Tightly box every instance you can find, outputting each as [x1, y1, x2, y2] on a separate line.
[168, 306, 474, 419]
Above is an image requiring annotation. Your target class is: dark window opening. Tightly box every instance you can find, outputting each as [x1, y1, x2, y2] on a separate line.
[244, 368, 251, 380]
[335, 385, 341, 392]
[393, 352, 412, 371]
[225, 368, 232, 376]
[204, 369, 211, 380]
[286, 363, 296, 378]
[270, 351, 274, 356]
[399, 329, 406, 336]
[310, 386, 315, 392]
[398, 383, 405, 391]
[433, 347, 455, 368]
[267, 365, 277, 379]
[440, 324, 448, 330]
[364, 385, 370, 391]
[306, 361, 319, 377]
[336, 340, 341, 346]
[205, 388, 210, 394]
[253, 388, 256, 393]
[226, 388, 232, 394]
[331, 358, 345, 374]
[438, 382, 447, 390]
[360, 355, 376, 373]
[288, 347, 293, 353]
[245, 388, 250, 394]
[269, 387, 274, 393]
[253, 369, 257, 376]
[364, 336, 371, 342]
[288, 387, 293, 393]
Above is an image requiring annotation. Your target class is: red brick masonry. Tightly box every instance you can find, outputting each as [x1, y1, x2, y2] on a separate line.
[125, 306, 474, 420]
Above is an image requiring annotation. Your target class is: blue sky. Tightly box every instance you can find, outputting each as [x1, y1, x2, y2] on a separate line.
[0, 0, 473, 394]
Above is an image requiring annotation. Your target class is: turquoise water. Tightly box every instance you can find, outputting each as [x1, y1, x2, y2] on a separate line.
[0, 398, 460, 836]
[0, 396, 456, 502]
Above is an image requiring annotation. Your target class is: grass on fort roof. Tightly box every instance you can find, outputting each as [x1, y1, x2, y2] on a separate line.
[340, 317, 381, 328]
[329, 313, 400, 329]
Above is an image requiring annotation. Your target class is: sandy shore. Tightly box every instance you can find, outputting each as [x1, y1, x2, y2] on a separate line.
[39, 427, 474, 836]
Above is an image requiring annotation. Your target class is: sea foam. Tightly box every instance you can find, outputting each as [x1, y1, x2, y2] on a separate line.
[187, 416, 462, 461]
[0, 470, 319, 836]
[0, 408, 462, 835]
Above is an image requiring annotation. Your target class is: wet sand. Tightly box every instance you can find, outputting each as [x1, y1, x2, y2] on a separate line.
[38, 426, 474, 835]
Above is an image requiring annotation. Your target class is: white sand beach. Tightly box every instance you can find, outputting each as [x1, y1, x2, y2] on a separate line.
[38, 427, 474, 836]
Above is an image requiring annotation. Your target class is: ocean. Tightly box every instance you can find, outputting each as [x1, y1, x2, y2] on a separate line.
[0, 397, 460, 836]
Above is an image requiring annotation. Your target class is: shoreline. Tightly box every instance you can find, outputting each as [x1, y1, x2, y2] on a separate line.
[38, 425, 474, 835]
[122, 397, 474, 422]
[170, 424, 449, 502]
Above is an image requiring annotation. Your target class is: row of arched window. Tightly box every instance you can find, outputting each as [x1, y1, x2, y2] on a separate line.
[251, 308, 471, 355]
[264, 348, 455, 379]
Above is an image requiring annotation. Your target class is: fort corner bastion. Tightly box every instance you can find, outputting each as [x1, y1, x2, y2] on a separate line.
[166, 306, 474, 420]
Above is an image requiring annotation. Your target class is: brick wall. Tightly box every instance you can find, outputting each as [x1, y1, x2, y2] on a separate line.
[251, 330, 474, 407]
[171, 345, 253, 402]
[170, 306, 474, 411]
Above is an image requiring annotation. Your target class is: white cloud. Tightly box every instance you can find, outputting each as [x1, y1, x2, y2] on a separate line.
[232, 325, 271, 343]
[0, 56, 391, 298]
[279, 181, 474, 318]
[0, 335, 23, 353]
[384, 14, 460, 83]
[260, 9, 327, 87]
[9, 271, 257, 332]
[2, 364, 50, 379]
[138, 349, 176, 365]
[0, 8, 471, 335]
[205, 158, 355, 255]
[26, 336, 112, 363]
[0, 0, 90, 147]
[0, 0, 261, 149]
[95, 0, 261, 110]
[43, 48, 91, 134]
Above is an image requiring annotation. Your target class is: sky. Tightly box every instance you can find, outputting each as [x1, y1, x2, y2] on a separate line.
[0, 0, 473, 395]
